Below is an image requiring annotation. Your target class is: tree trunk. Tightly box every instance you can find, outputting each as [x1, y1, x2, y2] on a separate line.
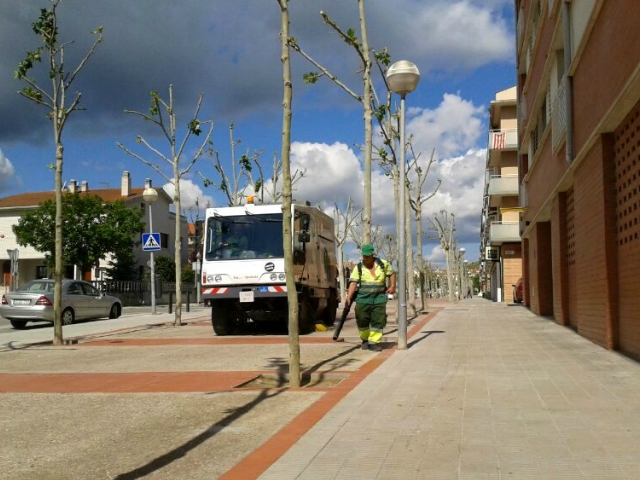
[446, 249, 455, 302]
[53, 138, 64, 346]
[415, 204, 428, 312]
[337, 249, 346, 306]
[405, 185, 416, 316]
[278, 0, 300, 388]
[359, 0, 373, 245]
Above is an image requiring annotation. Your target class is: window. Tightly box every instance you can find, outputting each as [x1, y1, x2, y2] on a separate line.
[160, 233, 169, 248]
[36, 266, 48, 279]
[81, 283, 101, 296]
[67, 283, 82, 295]
[204, 213, 284, 261]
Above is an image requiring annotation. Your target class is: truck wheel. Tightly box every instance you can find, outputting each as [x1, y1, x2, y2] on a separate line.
[298, 298, 315, 335]
[211, 303, 236, 336]
[321, 289, 338, 326]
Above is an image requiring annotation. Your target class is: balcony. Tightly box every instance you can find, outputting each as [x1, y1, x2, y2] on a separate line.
[488, 174, 519, 197]
[487, 129, 518, 167]
[489, 129, 518, 150]
[489, 222, 521, 244]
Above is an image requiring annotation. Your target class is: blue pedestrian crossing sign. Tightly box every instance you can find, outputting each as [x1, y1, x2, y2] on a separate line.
[142, 233, 161, 251]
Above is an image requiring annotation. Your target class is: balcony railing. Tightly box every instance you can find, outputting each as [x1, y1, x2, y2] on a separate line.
[489, 129, 518, 150]
[489, 222, 521, 244]
[488, 174, 519, 196]
[552, 74, 567, 150]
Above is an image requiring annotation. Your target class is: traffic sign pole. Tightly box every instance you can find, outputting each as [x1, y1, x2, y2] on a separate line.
[148, 208, 156, 315]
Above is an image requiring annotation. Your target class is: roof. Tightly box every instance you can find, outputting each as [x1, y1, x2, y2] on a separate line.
[0, 187, 159, 209]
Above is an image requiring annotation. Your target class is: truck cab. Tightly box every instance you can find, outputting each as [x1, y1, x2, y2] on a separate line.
[201, 200, 338, 335]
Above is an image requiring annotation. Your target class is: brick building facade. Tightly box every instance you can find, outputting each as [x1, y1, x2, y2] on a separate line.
[516, 0, 640, 357]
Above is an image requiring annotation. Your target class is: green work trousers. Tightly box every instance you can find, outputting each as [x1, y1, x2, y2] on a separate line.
[355, 302, 387, 344]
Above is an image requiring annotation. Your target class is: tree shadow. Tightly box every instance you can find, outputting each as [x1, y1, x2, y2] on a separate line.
[301, 344, 360, 386]
[0, 341, 78, 353]
[114, 338, 370, 479]
[407, 330, 444, 348]
[114, 358, 291, 480]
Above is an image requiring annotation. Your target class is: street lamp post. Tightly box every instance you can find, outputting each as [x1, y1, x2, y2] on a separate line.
[143, 183, 158, 315]
[386, 60, 420, 350]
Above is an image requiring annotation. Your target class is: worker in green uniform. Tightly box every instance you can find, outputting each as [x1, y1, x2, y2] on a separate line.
[345, 243, 396, 351]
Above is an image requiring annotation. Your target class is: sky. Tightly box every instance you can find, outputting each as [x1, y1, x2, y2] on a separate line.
[0, 0, 517, 266]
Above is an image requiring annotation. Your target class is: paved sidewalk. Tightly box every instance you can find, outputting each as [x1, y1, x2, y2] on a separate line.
[254, 298, 640, 480]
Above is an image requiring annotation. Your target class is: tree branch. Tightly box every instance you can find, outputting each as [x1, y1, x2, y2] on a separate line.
[289, 41, 362, 102]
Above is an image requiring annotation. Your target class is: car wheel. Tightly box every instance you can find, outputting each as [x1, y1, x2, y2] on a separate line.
[109, 304, 121, 319]
[10, 320, 27, 330]
[62, 308, 75, 325]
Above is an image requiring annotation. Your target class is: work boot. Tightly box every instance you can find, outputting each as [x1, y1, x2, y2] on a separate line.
[361, 340, 370, 350]
[369, 342, 383, 352]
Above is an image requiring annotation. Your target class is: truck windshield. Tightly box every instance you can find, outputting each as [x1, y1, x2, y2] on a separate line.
[204, 213, 284, 261]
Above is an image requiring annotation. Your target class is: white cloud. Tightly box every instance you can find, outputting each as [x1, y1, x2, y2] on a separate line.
[423, 154, 485, 253]
[0, 148, 16, 188]
[290, 141, 363, 206]
[427, 149, 486, 217]
[383, 0, 514, 72]
[407, 93, 486, 158]
[162, 179, 215, 217]
[426, 245, 448, 266]
[404, 95, 487, 248]
[278, 90, 488, 264]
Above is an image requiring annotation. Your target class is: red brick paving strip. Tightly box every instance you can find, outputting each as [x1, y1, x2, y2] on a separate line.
[0, 371, 262, 393]
[83, 337, 338, 346]
[219, 308, 440, 480]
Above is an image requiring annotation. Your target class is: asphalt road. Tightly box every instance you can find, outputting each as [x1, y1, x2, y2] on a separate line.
[0, 305, 171, 334]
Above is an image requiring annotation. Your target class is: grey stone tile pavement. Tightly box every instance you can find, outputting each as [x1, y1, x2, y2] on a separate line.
[259, 298, 640, 480]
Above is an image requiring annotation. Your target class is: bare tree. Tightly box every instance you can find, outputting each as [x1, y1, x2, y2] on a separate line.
[429, 210, 456, 303]
[117, 85, 214, 326]
[243, 151, 306, 204]
[196, 123, 249, 206]
[275, 0, 301, 388]
[376, 232, 395, 266]
[14, 0, 103, 345]
[290, 1, 375, 243]
[197, 124, 305, 206]
[408, 148, 441, 312]
[348, 217, 384, 252]
[333, 197, 362, 303]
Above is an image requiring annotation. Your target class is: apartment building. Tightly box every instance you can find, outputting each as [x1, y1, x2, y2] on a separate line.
[0, 171, 188, 287]
[516, 0, 640, 356]
[480, 86, 522, 303]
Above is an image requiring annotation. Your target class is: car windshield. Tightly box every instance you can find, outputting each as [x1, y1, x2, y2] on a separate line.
[204, 213, 284, 261]
[19, 281, 54, 293]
